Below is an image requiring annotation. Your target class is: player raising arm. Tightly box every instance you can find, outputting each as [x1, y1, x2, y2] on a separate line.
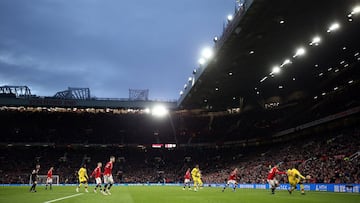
[103, 156, 115, 195]
[222, 168, 239, 192]
[76, 164, 89, 193]
[267, 164, 286, 194]
[45, 167, 54, 190]
[287, 168, 308, 195]
[183, 168, 191, 190]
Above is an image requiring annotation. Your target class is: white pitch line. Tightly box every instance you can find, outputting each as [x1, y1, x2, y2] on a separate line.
[43, 193, 83, 203]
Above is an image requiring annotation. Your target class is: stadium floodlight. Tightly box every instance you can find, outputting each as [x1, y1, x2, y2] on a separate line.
[260, 76, 268, 83]
[351, 6, 360, 15]
[271, 66, 281, 74]
[151, 105, 169, 117]
[188, 77, 193, 82]
[144, 108, 151, 114]
[293, 47, 306, 58]
[179, 91, 183, 95]
[201, 47, 214, 60]
[309, 36, 321, 46]
[213, 36, 218, 43]
[280, 59, 292, 67]
[227, 14, 233, 22]
[327, 22, 340, 33]
[198, 58, 206, 65]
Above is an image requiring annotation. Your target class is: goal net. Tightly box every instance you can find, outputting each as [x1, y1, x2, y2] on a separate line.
[29, 175, 60, 185]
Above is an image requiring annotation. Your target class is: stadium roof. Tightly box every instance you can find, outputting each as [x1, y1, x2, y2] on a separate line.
[178, 0, 360, 111]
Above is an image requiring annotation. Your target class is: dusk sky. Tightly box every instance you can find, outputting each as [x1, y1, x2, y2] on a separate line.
[0, 0, 235, 100]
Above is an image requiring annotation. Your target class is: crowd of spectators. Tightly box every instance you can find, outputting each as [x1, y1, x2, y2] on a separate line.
[0, 128, 358, 185]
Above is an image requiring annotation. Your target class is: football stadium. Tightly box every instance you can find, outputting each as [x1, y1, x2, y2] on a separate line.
[1, 0, 360, 203]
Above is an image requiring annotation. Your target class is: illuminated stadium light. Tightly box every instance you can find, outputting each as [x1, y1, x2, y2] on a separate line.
[179, 91, 183, 95]
[355, 52, 359, 57]
[314, 64, 319, 67]
[271, 66, 281, 74]
[227, 14, 234, 21]
[328, 67, 332, 71]
[292, 77, 296, 81]
[314, 96, 318, 99]
[342, 47, 347, 50]
[188, 77, 193, 82]
[260, 76, 268, 83]
[327, 22, 340, 33]
[228, 72, 233, 76]
[280, 59, 292, 67]
[351, 6, 360, 15]
[204, 99, 208, 103]
[344, 64, 349, 68]
[293, 47, 306, 58]
[321, 92, 326, 96]
[333, 87, 339, 91]
[213, 36, 218, 43]
[184, 84, 187, 89]
[256, 91, 260, 95]
[319, 73, 324, 76]
[198, 58, 206, 65]
[201, 47, 214, 60]
[151, 105, 169, 117]
[144, 108, 151, 114]
[249, 50, 255, 54]
[278, 85, 283, 89]
[348, 80, 354, 84]
[193, 69, 197, 74]
[215, 87, 219, 91]
[279, 20, 285, 24]
[334, 69, 339, 73]
[309, 36, 321, 46]
[340, 60, 345, 64]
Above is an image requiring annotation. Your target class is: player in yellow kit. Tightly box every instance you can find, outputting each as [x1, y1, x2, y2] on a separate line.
[76, 164, 89, 193]
[191, 164, 203, 191]
[287, 168, 307, 195]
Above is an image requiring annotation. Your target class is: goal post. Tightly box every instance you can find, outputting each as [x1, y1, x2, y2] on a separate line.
[29, 175, 60, 186]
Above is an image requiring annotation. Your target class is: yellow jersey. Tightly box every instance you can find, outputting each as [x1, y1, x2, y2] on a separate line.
[191, 167, 200, 179]
[78, 167, 88, 179]
[287, 168, 305, 180]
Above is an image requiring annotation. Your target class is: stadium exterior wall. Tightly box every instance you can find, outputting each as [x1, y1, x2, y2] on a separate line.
[1, 183, 359, 193]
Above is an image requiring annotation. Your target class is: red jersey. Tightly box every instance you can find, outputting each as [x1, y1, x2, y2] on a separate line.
[47, 169, 53, 178]
[229, 170, 237, 180]
[104, 161, 113, 176]
[267, 166, 286, 180]
[91, 166, 102, 178]
[184, 171, 191, 179]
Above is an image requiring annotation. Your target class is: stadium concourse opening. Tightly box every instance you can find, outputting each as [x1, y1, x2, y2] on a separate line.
[0, 0, 360, 202]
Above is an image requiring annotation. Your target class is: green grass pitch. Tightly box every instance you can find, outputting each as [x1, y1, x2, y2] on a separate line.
[0, 186, 359, 203]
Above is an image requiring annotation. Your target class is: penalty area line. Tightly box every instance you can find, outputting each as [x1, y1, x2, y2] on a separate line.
[43, 193, 83, 203]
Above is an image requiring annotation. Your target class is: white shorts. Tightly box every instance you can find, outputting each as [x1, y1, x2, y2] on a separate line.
[46, 178, 53, 184]
[95, 177, 102, 185]
[184, 179, 190, 183]
[104, 175, 114, 184]
[227, 179, 237, 185]
[267, 179, 279, 187]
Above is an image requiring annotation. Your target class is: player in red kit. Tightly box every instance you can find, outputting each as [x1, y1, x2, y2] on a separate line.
[222, 168, 238, 192]
[103, 156, 115, 195]
[183, 168, 191, 190]
[45, 167, 54, 190]
[91, 162, 106, 194]
[267, 163, 286, 194]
